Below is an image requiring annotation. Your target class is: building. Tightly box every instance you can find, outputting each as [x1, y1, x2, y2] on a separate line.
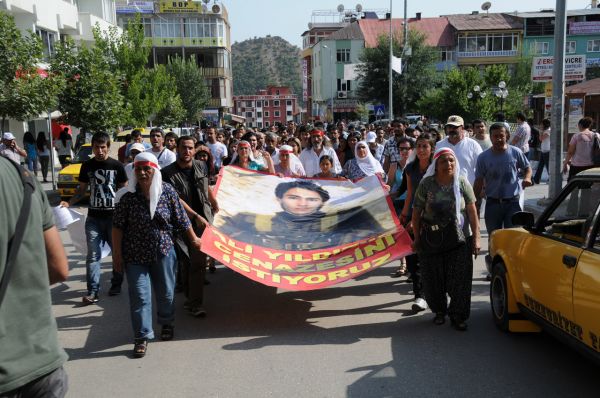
[0, 0, 120, 137]
[116, 0, 233, 125]
[233, 86, 298, 129]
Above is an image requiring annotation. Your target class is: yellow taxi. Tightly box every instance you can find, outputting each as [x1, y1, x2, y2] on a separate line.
[57, 143, 92, 199]
[489, 168, 600, 363]
[115, 127, 173, 142]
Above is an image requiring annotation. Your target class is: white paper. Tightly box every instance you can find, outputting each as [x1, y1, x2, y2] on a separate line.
[66, 211, 111, 259]
[53, 207, 81, 230]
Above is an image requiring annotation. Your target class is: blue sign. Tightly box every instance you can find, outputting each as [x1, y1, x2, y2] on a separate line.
[374, 105, 385, 117]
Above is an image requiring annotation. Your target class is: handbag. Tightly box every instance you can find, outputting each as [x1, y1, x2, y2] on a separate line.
[419, 216, 466, 255]
[592, 132, 600, 166]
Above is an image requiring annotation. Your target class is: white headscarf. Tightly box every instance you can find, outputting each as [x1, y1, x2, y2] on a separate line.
[229, 140, 256, 166]
[115, 152, 162, 219]
[354, 140, 384, 176]
[274, 144, 305, 175]
[423, 147, 463, 226]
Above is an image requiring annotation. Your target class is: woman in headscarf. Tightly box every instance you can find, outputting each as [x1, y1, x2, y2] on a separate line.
[229, 140, 275, 174]
[411, 147, 480, 331]
[342, 140, 386, 181]
[112, 152, 202, 358]
[274, 144, 306, 177]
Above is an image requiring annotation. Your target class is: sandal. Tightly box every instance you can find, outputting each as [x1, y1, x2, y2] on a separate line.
[133, 339, 147, 358]
[160, 324, 174, 341]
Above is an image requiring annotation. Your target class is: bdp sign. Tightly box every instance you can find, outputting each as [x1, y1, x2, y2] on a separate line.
[159, 1, 201, 13]
[532, 55, 586, 82]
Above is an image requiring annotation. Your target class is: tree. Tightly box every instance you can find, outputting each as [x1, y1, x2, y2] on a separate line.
[166, 56, 210, 124]
[51, 39, 125, 132]
[356, 29, 439, 117]
[0, 12, 64, 131]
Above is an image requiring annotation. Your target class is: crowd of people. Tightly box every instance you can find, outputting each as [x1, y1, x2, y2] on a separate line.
[2, 112, 598, 368]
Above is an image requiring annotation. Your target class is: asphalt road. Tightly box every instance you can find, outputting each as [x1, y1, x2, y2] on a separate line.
[51, 208, 598, 398]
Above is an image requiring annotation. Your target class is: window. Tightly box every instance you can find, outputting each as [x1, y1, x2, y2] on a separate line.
[286, 100, 292, 106]
[540, 181, 600, 245]
[265, 121, 270, 127]
[440, 48, 455, 62]
[264, 111, 270, 117]
[287, 110, 292, 116]
[36, 29, 56, 60]
[566, 41, 577, 54]
[264, 101, 269, 107]
[256, 100, 262, 107]
[257, 122, 263, 128]
[246, 112, 253, 117]
[336, 48, 350, 63]
[274, 111, 280, 117]
[530, 41, 549, 55]
[337, 79, 351, 91]
[458, 33, 519, 53]
[588, 40, 600, 52]
[276, 90, 280, 95]
[257, 111, 262, 118]
[153, 17, 182, 37]
[273, 100, 280, 107]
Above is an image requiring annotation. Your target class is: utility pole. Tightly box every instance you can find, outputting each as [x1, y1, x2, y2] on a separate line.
[550, 0, 566, 199]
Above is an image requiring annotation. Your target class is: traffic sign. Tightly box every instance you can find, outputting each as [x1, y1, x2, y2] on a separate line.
[374, 105, 385, 117]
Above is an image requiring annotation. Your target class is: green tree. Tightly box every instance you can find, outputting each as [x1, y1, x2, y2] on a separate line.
[0, 12, 64, 131]
[167, 56, 210, 124]
[356, 29, 439, 117]
[51, 39, 125, 132]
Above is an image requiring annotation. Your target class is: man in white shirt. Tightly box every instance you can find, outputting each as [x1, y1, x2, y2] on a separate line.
[149, 128, 176, 169]
[436, 115, 483, 186]
[0, 132, 26, 164]
[206, 127, 227, 169]
[510, 112, 531, 157]
[299, 130, 342, 177]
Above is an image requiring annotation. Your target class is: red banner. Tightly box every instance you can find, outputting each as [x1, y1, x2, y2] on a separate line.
[201, 166, 413, 291]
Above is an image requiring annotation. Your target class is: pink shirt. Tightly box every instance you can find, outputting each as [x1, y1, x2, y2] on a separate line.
[569, 131, 595, 166]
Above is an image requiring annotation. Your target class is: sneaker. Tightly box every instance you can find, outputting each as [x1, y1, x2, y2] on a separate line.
[411, 298, 427, 312]
[108, 284, 121, 296]
[189, 306, 207, 318]
[82, 294, 99, 305]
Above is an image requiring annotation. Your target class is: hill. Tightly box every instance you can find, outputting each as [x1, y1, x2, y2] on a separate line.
[232, 36, 302, 101]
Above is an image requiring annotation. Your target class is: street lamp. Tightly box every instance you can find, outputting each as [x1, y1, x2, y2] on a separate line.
[467, 85, 487, 100]
[322, 44, 335, 123]
[495, 81, 509, 113]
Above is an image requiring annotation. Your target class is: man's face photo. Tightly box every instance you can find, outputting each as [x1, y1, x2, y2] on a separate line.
[279, 187, 324, 216]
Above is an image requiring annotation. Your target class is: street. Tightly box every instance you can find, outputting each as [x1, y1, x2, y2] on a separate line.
[51, 181, 598, 398]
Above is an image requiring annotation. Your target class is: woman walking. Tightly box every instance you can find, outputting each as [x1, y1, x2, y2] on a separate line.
[36, 131, 51, 182]
[54, 129, 73, 168]
[113, 152, 202, 358]
[412, 147, 480, 331]
[23, 131, 38, 176]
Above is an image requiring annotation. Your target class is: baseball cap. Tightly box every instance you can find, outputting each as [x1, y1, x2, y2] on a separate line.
[366, 131, 377, 143]
[3, 132, 15, 140]
[446, 115, 464, 127]
[130, 143, 146, 153]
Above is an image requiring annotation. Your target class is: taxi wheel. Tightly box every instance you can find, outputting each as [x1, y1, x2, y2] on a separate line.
[490, 262, 509, 331]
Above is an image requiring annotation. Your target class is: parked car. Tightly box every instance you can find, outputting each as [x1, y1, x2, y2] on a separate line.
[57, 143, 92, 199]
[488, 168, 600, 363]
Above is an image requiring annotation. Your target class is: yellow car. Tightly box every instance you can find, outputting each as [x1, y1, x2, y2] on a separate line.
[57, 144, 93, 199]
[489, 168, 600, 363]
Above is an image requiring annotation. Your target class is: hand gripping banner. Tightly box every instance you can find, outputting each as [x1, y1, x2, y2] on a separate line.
[201, 166, 413, 291]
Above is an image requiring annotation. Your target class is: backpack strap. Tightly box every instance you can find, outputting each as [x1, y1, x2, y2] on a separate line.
[0, 160, 35, 307]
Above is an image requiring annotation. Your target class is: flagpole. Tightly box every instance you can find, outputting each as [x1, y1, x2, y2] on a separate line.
[388, 0, 393, 120]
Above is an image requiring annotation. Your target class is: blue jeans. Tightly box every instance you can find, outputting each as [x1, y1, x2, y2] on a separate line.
[484, 200, 522, 242]
[85, 216, 122, 295]
[125, 248, 177, 340]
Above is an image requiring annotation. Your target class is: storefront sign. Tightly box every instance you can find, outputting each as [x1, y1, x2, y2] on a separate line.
[302, 60, 308, 102]
[569, 21, 600, 35]
[532, 55, 586, 82]
[116, 1, 154, 14]
[567, 96, 584, 134]
[159, 1, 202, 13]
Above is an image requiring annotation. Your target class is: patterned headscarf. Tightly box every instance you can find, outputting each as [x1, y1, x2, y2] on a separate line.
[423, 147, 463, 226]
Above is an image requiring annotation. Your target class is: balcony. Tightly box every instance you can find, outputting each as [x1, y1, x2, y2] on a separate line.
[152, 37, 226, 48]
[198, 67, 231, 78]
[76, 12, 121, 43]
[457, 50, 518, 58]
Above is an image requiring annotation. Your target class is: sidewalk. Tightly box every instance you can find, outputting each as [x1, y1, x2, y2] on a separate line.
[523, 176, 566, 217]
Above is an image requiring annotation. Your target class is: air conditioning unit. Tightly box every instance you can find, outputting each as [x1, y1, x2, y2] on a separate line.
[337, 91, 348, 98]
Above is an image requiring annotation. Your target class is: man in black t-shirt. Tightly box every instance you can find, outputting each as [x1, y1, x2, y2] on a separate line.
[61, 132, 127, 304]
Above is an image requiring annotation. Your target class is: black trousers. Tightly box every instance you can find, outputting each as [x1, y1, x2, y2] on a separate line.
[179, 225, 207, 307]
[1, 366, 68, 398]
[405, 253, 422, 299]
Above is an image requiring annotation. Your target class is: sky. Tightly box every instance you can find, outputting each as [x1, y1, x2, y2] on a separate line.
[226, 0, 594, 47]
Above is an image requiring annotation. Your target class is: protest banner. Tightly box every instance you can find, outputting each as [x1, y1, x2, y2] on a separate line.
[201, 166, 413, 291]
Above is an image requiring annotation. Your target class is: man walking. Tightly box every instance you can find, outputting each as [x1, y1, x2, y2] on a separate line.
[436, 115, 482, 186]
[205, 127, 227, 170]
[162, 136, 219, 317]
[299, 130, 342, 177]
[383, 120, 413, 173]
[511, 112, 531, 158]
[61, 132, 128, 303]
[149, 127, 176, 169]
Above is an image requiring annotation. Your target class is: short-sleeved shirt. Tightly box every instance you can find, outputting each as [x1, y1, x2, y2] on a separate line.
[150, 147, 176, 169]
[208, 142, 228, 169]
[0, 144, 22, 164]
[113, 182, 191, 265]
[436, 136, 483, 185]
[413, 175, 476, 233]
[299, 147, 342, 177]
[0, 158, 67, 393]
[569, 131, 595, 167]
[475, 146, 530, 199]
[512, 122, 531, 154]
[383, 136, 415, 163]
[78, 157, 128, 218]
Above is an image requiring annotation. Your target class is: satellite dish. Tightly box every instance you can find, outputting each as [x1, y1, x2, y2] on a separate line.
[337, 4, 345, 13]
[212, 4, 220, 13]
[308, 22, 314, 29]
[481, 1, 492, 11]
[202, 0, 210, 4]
[356, 4, 363, 12]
